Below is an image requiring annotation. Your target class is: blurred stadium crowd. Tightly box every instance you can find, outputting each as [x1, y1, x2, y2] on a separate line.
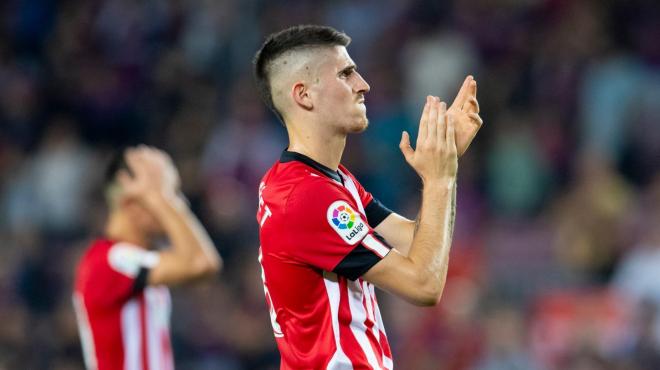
[0, 0, 659, 369]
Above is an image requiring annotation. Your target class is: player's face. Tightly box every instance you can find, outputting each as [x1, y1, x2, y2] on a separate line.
[312, 46, 370, 133]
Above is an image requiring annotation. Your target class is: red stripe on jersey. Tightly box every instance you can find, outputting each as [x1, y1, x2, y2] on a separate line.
[362, 280, 387, 369]
[337, 277, 368, 368]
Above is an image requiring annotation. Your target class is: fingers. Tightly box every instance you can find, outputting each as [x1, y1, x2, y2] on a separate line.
[124, 148, 147, 176]
[436, 101, 447, 143]
[469, 112, 483, 127]
[399, 131, 414, 163]
[417, 96, 431, 146]
[446, 113, 457, 153]
[427, 97, 439, 143]
[123, 146, 162, 185]
[451, 75, 473, 109]
[467, 96, 480, 114]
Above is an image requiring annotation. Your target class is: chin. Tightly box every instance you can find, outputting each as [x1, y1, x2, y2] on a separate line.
[349, 118, 369, 133]
[348, 121, 369, 134]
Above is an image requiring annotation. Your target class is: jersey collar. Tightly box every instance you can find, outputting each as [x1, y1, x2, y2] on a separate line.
[280, 150, 343, 183]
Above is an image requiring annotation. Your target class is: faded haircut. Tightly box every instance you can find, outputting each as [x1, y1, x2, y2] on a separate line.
[253, 25, 351, 124]
[103, 149, 132, 207]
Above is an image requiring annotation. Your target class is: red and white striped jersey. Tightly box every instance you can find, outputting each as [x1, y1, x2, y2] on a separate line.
[257, 151, 395, 369]
[73, 239, 174, 370]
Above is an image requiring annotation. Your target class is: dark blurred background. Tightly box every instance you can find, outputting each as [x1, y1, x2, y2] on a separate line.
[1, 0, 659, 369]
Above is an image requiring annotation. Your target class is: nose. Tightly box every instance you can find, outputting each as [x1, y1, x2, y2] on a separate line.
[354, 71, 370, 94]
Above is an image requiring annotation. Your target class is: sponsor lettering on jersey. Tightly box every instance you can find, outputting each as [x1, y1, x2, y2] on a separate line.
[327, 200, 368, 245]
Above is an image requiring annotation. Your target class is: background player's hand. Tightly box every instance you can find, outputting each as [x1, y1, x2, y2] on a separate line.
[118, 146, 181, 202]
[399, 96, 458, 183]
[447, 75, 483, 157]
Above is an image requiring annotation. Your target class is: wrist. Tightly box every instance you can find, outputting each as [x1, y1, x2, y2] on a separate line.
[422, 177, 456, 189]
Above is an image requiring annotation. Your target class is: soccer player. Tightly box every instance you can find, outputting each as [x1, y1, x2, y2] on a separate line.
[73, 146, 221, 370]
[254, 25, 482, 369]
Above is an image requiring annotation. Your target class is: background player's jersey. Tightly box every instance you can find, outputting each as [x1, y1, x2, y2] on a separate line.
[73, 239, 174, 370]
[257, 151, 395, 370]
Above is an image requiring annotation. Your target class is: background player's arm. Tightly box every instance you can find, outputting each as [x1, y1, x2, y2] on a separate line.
[363, 97, 458, 306]
[120, 147, 222, 286]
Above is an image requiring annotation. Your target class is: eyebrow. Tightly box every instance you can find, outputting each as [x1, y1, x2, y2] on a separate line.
[338, 64, 357, 75]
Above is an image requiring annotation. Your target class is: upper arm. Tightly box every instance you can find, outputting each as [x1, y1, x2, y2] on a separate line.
[374, 212, 415, 256]
[354, 177, 414, 255]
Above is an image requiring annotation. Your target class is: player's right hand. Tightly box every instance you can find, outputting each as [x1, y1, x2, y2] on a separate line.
[399, 96, 458, 183]
[118, 145, 182, 202]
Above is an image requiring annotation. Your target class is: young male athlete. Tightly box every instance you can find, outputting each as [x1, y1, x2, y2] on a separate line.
[73, 146, 221, 370]
[254, 25, 482, 369]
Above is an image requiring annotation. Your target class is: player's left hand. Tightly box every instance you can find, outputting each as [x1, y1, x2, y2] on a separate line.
[447, 75, 483, 157]
[119, 146, 182, 202]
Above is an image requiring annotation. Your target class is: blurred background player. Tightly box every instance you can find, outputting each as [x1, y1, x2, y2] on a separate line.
[254, 25, 481, 369]
[73, 146, 221, 370]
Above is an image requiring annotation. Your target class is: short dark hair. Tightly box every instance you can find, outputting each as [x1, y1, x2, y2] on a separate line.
[253, 25, 351, 123]
[104, 148, 132, 188]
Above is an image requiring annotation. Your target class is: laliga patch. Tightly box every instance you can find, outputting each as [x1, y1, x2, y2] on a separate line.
[327, 200, 368, 245]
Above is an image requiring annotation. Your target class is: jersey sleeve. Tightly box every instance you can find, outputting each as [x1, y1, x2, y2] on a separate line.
[84, 243, 160, 306]
[285, 180, 393, 280]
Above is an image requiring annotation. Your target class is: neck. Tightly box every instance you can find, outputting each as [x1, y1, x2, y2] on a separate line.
[286, 119, 346, 171]
[105, 211, 149, 248]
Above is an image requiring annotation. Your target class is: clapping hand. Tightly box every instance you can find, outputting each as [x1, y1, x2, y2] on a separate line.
[447, 75, 483, 157]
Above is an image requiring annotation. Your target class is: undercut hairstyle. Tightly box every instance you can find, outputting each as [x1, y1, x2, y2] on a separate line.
[253, 25, 351, 124]
[104, 149, 132, 188]
[103, 149, 133, 206]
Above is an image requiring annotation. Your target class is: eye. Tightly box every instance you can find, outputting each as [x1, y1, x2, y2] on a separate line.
[339, 68, 354, 78]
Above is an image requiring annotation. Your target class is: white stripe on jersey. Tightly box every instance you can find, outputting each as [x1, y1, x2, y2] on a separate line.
[347, 280, 382, 369]
[361, 281, 378, 336]
[72, 293, 98, 370]
[370, 284, 393, 370]
[339, 172, 366, 214]
[121, 298, 141, 370]
[383, 356, 394, 370]
[145, 289, 161, 370]
[362, 234, 389, 258]
[323, 272, 354, 370]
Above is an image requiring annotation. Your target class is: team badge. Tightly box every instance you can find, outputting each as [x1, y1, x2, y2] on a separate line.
[327, 200, 368, 245]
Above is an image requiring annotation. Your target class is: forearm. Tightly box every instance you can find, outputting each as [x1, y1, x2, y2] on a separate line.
[145, 192, 221, 269]
[408, 178, 457, 293]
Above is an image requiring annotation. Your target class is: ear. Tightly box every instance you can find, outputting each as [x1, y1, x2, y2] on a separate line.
[291, 82, 313, 110]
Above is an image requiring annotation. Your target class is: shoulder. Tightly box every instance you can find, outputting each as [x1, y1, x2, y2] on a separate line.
[285, 174, 349, 212]
[77, 239, 113, 268]
[78, 239, 157, 278]
[75, 239, 113, 289]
